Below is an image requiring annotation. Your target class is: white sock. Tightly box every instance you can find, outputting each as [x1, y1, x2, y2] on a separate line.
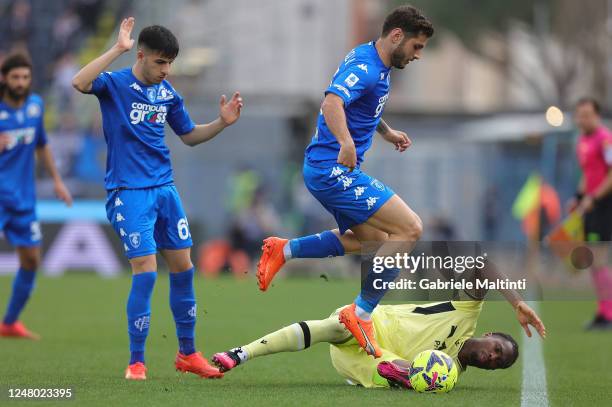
[282, 241, 293, 261]
[231, 347, 249, 363]
[355, 305, 371, 320]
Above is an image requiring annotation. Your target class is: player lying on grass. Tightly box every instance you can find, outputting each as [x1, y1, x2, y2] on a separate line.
[213, 298, 545, 389]
[72, 17, 242, 380]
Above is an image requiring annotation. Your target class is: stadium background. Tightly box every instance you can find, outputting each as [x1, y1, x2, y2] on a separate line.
[1, 0, 611, 405]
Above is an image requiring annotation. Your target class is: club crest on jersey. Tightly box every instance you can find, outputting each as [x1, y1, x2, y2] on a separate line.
[146, 87, 157, 103]
[26, 103, 41, 118]
[370, 179, 385, 191]
[129, 232, 141, 248]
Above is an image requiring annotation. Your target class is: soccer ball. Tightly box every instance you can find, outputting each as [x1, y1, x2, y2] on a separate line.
[409, 349, 458, 393]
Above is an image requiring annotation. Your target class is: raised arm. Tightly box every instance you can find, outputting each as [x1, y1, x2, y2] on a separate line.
[72, 17, 135, 93]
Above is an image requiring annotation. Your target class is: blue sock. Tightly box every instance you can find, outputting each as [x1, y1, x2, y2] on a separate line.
[3, 268, 37, 325]
[288, 230, 345, 259]
[169, 267, 196, 355]
[127, 272, 156, 365]
[354, 266, 401, 313]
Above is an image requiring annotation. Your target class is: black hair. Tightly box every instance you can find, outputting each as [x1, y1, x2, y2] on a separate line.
[137, 25, 179, 59]
[1, 52, 32, 76]
[382, 5, 434, 38]
[491, 332, 519, 369]
[0, 53, 33, 98]
[576, 97, 601, 115]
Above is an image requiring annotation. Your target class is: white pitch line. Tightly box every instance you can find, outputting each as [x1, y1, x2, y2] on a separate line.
[520, 301, 549, 407]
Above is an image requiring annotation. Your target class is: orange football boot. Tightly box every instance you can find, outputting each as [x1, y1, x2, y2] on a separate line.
[125, 362, 147, 380]
[256, 237, 288, 291]
[175, 352, 223, 378]
[338, 304, 382, 358]
[0, 321, 40, 340]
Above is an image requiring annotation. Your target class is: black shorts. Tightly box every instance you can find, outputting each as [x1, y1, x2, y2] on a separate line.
[584, 196, 612, 242]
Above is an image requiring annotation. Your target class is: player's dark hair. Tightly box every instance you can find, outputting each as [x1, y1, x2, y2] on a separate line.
[491, 332, 519, 368]
[137, 25, 179, 59]
[382, 5, 434, 38]
[0, 53, 33, 98]
[576, 97, 601, 115]
[1, 52, 32, 76]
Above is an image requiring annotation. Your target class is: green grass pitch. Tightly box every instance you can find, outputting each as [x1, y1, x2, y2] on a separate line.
[1, 274, 611, 406]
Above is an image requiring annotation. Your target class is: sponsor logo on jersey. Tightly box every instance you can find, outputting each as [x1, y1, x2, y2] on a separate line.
[345, 73, 360, 87]
[338, 174, 354, 190]
[332, 84, 350, 99]
[344, 49, 356, 63]
[129, 82, 143, 93]
[354, 186, 367, 199]
[330, 166, 344, 177]
[134, 316, 150, 331]
[0, 127, 36, 150]
[129, 102, 168, 125]
[366, 196, 379, 210]
[357, 64, 368, 73]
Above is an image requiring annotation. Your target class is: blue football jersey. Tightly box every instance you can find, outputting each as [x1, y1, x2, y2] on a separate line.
[306, 41, 391, 166]
[0, 94, 47, 210]
[88, 67, 196, 190]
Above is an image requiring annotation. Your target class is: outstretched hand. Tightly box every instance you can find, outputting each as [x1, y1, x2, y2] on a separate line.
[117, 17, 135, 52]
[219, 92, 243, 126]
[516, 301, 547, 338]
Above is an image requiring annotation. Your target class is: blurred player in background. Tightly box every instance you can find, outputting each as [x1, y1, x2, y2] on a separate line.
[570, 97, 612, 330]
[212, 298, 545, 388]
[0, 53, 72, 340]
[257, 5, 433, 357]
[72, 17, 243, 379]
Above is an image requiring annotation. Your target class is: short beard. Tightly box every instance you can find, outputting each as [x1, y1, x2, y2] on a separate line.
[5, 86, 30, 102]
[390, 47, 407, 69]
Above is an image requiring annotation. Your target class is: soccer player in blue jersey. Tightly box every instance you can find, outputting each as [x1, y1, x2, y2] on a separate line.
[0, 53, 73, 340]
[72, 17, 243, 380]
[257, 6, 434, 358]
